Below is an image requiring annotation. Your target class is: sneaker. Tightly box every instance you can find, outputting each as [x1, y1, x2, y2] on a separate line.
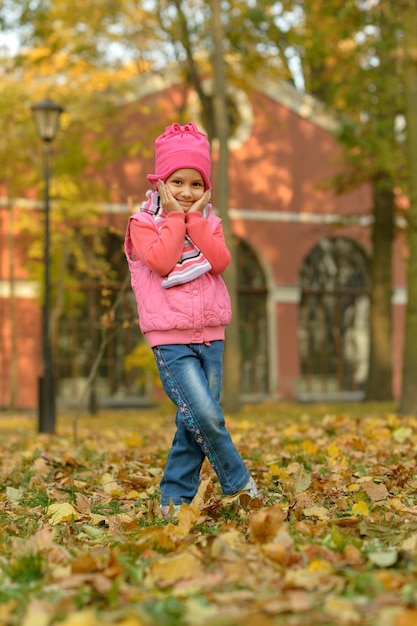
[160, 503, 181, 518]
[241, 476, 258, 498]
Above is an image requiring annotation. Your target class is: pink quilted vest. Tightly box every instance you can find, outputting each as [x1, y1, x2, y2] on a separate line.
[125, 212, 232, 347]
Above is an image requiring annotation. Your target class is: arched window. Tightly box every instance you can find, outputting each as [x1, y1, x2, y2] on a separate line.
[298, 237, 370, 398]
[57, 233, 270, 407]
[237, 239, 268, 398]
[57, 229, 140, 410]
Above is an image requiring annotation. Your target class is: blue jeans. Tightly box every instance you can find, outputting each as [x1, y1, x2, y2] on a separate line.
[153, 341, 250, 506]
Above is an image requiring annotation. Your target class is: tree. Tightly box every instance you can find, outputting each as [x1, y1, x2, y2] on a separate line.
[158, 0, 243, 410]
[7, 0, 408, 408]
[211, 0, 240, 412]
[0, 58, 50, 408]
[151, 0, 300, 408]
[398, 0, 417, 414]
[365, 175, 394, 400]
[281, 0, 405, 400]
[0, 0, 146, 409]
[2, 0, 298, 410]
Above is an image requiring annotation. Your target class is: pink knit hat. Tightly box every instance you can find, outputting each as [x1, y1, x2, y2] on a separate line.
[147, 122, 211, 190]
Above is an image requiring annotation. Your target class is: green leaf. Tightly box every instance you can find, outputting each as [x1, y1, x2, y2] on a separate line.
[367, 550, 398, 568]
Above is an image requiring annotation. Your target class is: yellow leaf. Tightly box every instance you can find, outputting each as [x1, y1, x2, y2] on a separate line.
[388, 497, 404, 511]
[308, 559, 334, 573]
[393, 426, 412, 443]
[347, 483, 360, 492]
[80, 525, 105, 541]
[210, 529, 247, 559]
[401, 533, 417, 552]
[301, 440, 319, 454]
[6, 487, 24, 503]
[184, 597, 219, 625]
[386, 497, 417, 514]
[327, 442, 340, 457]
[0, 600, 18, 622]
[136, 527, 177, 552]
[164, 503, 200, 540]
[22, 450, 35, 460]
[57, 609, 100, 625]
[351, 500, 369, 516]
[101, 473, 124, 496]
[21, 599, 50, 626]
[116, 615, 147, 626]
[303, 506, 329, 520]
[283, 567, 322, 590]
[126, 490, 141, 499]
[89, 513, 107, 526]
[294, 471, 311, 493]
[46, 503, 80, 526]
[191, 476, 211, 511]
[124, 433, 143, 447]
[147, 551, 203, 587]
[269, 463, 281, 476]
[324, 596, 360, 622]
[287, 462, 301, 474]
[330, 525, 345, 549]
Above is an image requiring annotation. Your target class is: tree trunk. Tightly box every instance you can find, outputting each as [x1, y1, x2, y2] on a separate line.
[211, 0, 241, 413]
[399, 0, 417, 414]
[7, 197, 18, 408]
[365, 175, 394, 400]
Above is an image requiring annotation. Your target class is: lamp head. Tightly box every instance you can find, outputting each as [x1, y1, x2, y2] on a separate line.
[31, 98, 64, 142]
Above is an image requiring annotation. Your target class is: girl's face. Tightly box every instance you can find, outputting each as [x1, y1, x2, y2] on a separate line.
[165, 168, 205, 210]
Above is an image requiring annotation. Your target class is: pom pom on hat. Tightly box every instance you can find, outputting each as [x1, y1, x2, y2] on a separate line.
[147, 122, 211, 190]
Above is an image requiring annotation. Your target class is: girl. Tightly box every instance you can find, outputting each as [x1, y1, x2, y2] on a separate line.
[125, 122, 257, 515]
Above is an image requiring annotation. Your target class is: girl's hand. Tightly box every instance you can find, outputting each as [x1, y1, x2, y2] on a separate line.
[157, 180, 182, 213]
[187, 190, 211, 214]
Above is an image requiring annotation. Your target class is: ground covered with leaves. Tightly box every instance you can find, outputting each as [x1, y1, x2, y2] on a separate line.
[1, 402, 417, 626]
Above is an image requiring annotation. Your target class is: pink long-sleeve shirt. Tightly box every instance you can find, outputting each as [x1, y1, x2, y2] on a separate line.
[125, 208, 232, 347]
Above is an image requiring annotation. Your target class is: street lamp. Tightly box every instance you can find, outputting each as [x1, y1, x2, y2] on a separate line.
[31, 98, 64, 434]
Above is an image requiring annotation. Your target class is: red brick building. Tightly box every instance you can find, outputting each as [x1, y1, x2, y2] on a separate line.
[0, 76, 407, 408]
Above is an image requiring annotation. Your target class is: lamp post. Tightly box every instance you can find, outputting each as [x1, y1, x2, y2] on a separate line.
[31, 98, 64, 434]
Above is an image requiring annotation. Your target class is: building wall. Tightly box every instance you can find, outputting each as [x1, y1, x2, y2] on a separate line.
[0, 80, 408, 407]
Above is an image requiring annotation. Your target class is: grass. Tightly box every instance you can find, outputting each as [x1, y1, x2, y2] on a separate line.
[1, 399, 398, 438]
[0, 399, 410, 626]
